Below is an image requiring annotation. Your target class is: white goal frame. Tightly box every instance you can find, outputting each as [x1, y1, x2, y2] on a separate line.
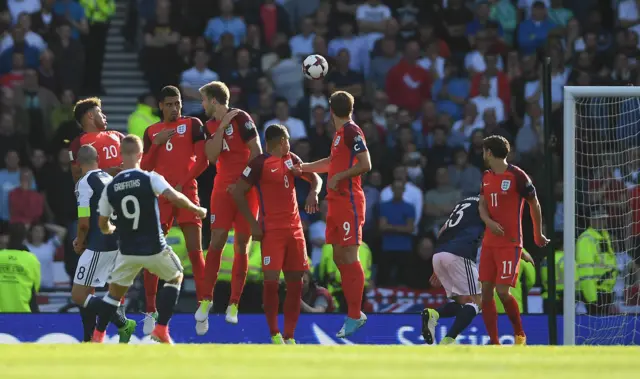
[563, 86, 640, 345]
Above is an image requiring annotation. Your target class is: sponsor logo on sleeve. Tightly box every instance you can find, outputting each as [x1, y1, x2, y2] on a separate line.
[243, 167, 251, 177]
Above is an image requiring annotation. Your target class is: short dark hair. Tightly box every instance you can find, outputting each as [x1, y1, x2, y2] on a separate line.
[159, 86, 181, 102]
[329, 91, 354, 118]
[121, 135, 143, 155]
[199, 81, 230, 106]
[482, 135, 510, 159]
[265, 124, 289, 142]
[73, 97, 101, 124]
[275, 97, 288, 106]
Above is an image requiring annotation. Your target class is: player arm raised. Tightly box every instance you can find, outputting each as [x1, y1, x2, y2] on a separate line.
[299, 157, 331, 174]
[291, 153, 322, 213]
[141, 128, 176, 171]
[327, 129, 372, 190]
[205, 109, 242, 164]
[176, 119, 209, 190]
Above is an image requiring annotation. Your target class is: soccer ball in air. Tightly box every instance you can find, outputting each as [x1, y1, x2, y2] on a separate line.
[303, 54, 329, 80]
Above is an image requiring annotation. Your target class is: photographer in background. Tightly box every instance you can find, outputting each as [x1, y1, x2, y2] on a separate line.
[0, 224, 41, 313]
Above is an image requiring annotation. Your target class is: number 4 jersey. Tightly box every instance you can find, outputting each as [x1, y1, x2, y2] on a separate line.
[436, 196, 484, 262]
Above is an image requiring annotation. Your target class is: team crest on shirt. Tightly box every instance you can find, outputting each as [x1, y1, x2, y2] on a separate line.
[176, 124, 187, 135]
[225, 125, 234, 136]
[334, 136, 341, 146]
[263, 256, 271, 265]
[501, 180, 511, 191]
[284, 159, 293, 169]
[210, 214, 216, 224]
[244, 121, 255, 130]
[354, 135, 362, 142]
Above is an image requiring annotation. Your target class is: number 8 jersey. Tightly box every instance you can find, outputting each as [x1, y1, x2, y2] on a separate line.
[436, 196, 484, 262]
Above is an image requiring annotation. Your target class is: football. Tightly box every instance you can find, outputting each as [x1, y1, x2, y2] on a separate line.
[302, 54, 329, 80]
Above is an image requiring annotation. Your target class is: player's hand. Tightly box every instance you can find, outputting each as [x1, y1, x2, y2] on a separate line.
[328, 174, 341, 191]
[291, 163, 303, 176]
[153, 129, 176, 145]
[226, 183, 237, 193]
[486, 220, 505, 236]
[534, 232, 550, 247]
[429, 273, 442, 288]
[250, 223, 264, 241]
[72, 238, 86, 255]
[103, 223, 116, 235]
[194, 206, 208, 219]
[522, 250, 535, 265]
[220, 109, 241, 127]
[175, 184, 183, 192]
[305, 191, 319, 214]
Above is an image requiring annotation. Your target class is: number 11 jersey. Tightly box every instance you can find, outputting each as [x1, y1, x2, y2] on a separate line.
[436, 196, 484, 262]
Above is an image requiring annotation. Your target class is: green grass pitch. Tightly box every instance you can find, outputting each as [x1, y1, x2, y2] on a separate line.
[1, 345, 638, 379]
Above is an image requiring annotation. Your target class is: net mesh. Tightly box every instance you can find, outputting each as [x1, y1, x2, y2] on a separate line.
[572, 96, 640, 345]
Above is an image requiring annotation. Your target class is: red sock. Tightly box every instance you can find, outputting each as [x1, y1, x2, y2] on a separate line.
[482, 299, 500, 344]
[120, 298, 125, 305]
[143, 270, 159, 313]
[283, 279, 302, 340]
[202, 247, 222, 300]
[188, 250, 205, 301]
[338, 262, 365, 319]
[230, 253, 248, 305]
[502, 294, 525, 336]
[263, 280, 280, 336]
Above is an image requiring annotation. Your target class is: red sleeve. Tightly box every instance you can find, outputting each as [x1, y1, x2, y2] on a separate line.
[241, 154, 267, 186]
[290, 152, 303, 165]
[204, 119, 219, 139]
[343, 124, 368, 154]
[233, 110, 258, 143]
[177, 140, 209, 187]
[68, 135, 82, 165]
[116, 131, 126, 141]
[190, 117, 205, 142]
[512, 166, 536, 200]
[141, 127, 159, 171]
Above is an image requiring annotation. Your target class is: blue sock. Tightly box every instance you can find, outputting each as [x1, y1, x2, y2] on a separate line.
[447, 303, 479, 339]
[436, 302, 463, 318]
[157, 284, 180, 326]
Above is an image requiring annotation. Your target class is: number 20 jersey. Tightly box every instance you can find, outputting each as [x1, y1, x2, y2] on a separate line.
[436, 196, 484, 262]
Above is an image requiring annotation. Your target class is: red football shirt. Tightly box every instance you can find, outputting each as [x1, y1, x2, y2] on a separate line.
[69, 130, 125, 169]
[481, 164, 536, 247]
[205, 109, 258, 188]
[142, 117, 204, 185]
[327, 121, 367, 204]
[241, 152, 302, 231]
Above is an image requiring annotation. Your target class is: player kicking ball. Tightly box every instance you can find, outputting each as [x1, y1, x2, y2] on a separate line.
[140, 86, 209, 334]
[231, 124, 322, 344]
[91, 135, 207, 344]
[296, 91, 372, 338]
[195, 81, 262, 334]
[479, 136, 548, 345]
[70, 145, 136, 343]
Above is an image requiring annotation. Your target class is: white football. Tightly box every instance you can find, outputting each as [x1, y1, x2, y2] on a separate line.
[302, 54, 329, 80]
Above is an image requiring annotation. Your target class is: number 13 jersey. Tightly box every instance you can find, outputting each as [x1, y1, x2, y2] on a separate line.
[436, 196, 484, 262]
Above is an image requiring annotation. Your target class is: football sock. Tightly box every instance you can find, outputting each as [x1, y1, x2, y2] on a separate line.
[91, 295, 120, 332]
[143, 270, 159, 312]
[502, 294, 525, 336]
[203, 247, 222, 300]
[436, 302, 463, 318]
[447, 303, 479, 339]
[283, 279, 303, 340]
[263, 280, 280, 336]
[188, 250, 206, 300]
[157, 283, 180, 326]
[230, 253, 248, 305]
[338, 261, 365, 320]
[481, 299, 500, 344]
[110, 305, 127, 328]
[79, 306, 96, 342]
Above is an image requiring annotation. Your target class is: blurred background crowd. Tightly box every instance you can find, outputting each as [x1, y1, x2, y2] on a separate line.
[1, 0, 639, 314]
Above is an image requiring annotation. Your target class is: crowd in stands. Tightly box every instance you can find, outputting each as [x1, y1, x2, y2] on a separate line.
[1, 0, 640, 310]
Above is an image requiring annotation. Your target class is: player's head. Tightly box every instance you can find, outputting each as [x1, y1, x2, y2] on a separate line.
[482, 135, 510, 166]
[77, 144, 99, 173]
[264, 124, 290, 156]
[199, 81, 230, 119]
[74, 97, 106, 131]
[120, 135, 143, 167]
[159, 86, 182, 122]
[329, 91, 354, 122]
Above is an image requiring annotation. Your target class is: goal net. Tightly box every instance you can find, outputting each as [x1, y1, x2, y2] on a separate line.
[564, 87, 640, 345]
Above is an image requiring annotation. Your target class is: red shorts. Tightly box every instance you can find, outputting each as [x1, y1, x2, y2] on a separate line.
[261, 228, 308, 272]
[158, 182, 201, 231]
[478, 245, 522, 287]
[210, 186, 258, 235]
[325, 200, 365, 247]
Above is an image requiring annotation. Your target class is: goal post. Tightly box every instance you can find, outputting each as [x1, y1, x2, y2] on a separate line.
[563, 86, 640, 346]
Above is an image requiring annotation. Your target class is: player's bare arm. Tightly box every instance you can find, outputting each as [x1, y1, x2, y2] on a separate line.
[230, 178, 263, 241]
[328, 150, 372, 190]
[378, 216, 397, 233]
[479, 195, 504, 236]
[247, 138, 262, 161]
[74, 217, 90, 254]
[205, 109, 241, 164]
[527, 195, 549, 247]
[160, 188, 207, 219]
[302, 172, 322, 214]
[298, 157, 331, 174]
[98, 215, 116, 235]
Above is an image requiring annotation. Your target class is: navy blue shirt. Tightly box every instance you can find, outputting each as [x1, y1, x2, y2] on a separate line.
[380, 199, 415, 252]
[436, 196, 484, 261]
[99, 169, 170, 256]
[75, 170, 119, 252]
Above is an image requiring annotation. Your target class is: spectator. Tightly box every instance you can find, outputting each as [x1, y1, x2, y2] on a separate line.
[416, 22, 450, 60]
[142, 0, 180, 94]
[9, 169, 45, 225]
[465, 30, 504, 76]
[307, 106, 332, 160]
[49, 22, 85, 95]
[31, 0, 64, 43]
[470, 75, 505, 124]
[516, 102, 544, 157]
[396, 0, 420, 39]
[417, 41, 445, 80]
[0, 223, 41, 313]
[211, 33, 238, 81]
[452, 101, 483, 140]
[24, 223, 66, 289]
[356, 0, 392, 35]
[37, 49, 57, 94]
[425, 126, 454, 180]
[0, 151, 35, 228]
[0, 12, 47, 54]
[46, 149, 75, 233]
[448, 148, 483, 197]
[264, 97, 307, 142]
[0, 28, 41, 72]
[246, 0, 291, 47]
[482, 108, 512, 142]
[14, 69, 60, 149]
[52, 0, 88, 40]
[378, 179, 415, 286]
[289, 16, 316, 61]
[547, 0, 573, 27]
[295, 79, 328, 128]
[0, 114, 29, 162]
[301, 270, 334, 313]
[423, 167, 462, 234]
[467, 2, 503, 48]
[490, 0, 517, 44]
[442, 0, 474, 54]
[362, 170, 382, 245]
[0, 52, 25, 88]
[386, 39, 431, 113]
[82, 0, 116, 94]
[468, 129, 486, 170]
[380, 165, 423, 232]
[432, 60, 470, 121]
[328, 20, 367, 73]
[470, 51, 510, 112]
[29, 149, 50, 194]
[127, 93, 160, 139]
[517, 1, 557, 55]
[369, 37, 401, 90]
[6, 0, 41, 24]
[204, 0, 246, 47]
[326, 48, 364, 98]
[180, 49, 219, 117]
[50, 91, 82, 155]
[269, 43, 304, 108]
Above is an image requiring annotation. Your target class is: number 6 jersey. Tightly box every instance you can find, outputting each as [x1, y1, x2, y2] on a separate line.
[436, 196, 484, 262]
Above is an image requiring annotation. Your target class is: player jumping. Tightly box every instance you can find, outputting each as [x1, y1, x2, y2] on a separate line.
[69, 97, 125, 182]
[479, 135, 548, 345]
[93, 135, 207, 344]
[232, 124, 322, 344]
[195, 81, 262, 334]
[140, 86, 209, 334]
[297, 91, 372, 338]
[70, 145, 136, 343]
